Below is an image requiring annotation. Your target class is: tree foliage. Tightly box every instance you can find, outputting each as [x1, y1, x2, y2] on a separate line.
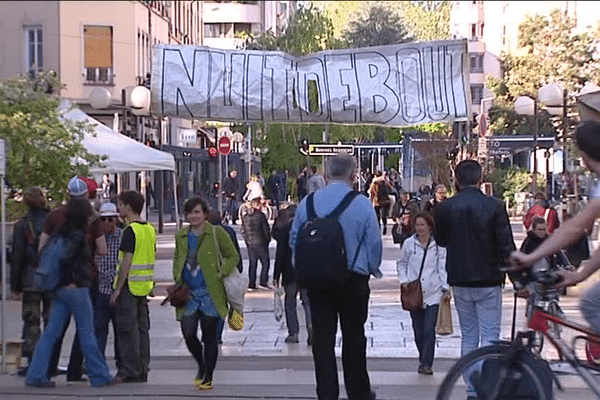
[343, 3, 413, 47]
[0, 72, 101, 203]
[487, 9, 600, 135]
[397, 1, 451, 41]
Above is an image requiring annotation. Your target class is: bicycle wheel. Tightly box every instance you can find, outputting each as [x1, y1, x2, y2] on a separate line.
[436, 344, 551, 400]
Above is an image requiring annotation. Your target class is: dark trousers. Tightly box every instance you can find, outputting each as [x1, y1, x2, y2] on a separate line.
[409, 304, 439, 368]
[247, 244, 270, 286]
[284, 281, 311, 336]
[93, 292, 121, 370]
[374, 206, 389, 229]
[180, 310, 220, 382]
[308, 273, 372, 400]
[114, 289, 150, 379]
[21, 291, 53, 360]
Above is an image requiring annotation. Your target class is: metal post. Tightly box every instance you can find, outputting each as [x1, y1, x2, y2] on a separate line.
[533, 99, 538, 193]
[246, 126, 252, 182]
[357, 148, 362, 192]
[562, 89, 568, 174]
[0, 138, 6, 374]
[217, 130, 222, 216]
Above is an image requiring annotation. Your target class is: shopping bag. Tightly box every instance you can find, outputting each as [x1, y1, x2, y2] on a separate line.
[274, 287, 284, 322]
[436, 297, 453, 335]
[213, 225, 247, 312]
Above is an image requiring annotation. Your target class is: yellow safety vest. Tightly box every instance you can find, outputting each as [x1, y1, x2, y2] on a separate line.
[115, 221, 156, 296]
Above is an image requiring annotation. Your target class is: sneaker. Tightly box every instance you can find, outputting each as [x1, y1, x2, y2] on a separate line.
[285, 333, 299, 343]
[248, 285, 257, 291]
[307, 329, 313, 346]
[66, 376, 88, 382]
[418, 365, 433, 375]
[258, 282, 271, 290]
[17, 366, 28, 376]
[25, 380, 56, 388]
[197, 379, 213, 390]
[383, 226, 387, 235]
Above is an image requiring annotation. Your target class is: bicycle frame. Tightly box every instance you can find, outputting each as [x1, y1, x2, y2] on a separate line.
[527, 290, 600, 396]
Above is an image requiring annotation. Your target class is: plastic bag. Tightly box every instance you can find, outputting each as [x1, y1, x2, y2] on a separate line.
[274, 287, 284, 322]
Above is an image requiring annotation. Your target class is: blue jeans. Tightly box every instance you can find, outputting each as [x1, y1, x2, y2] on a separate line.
[453, 285, 502, 396]
[409, 304, 439, 368]
[580, 281, 600, 333]
[26, 287, 112, 387]
[94, 292, 121, 370]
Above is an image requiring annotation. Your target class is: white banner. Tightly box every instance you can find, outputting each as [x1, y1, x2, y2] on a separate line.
[152, 40, 471, 127]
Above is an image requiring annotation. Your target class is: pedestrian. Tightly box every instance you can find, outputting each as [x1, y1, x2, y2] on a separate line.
[110, 190, 156, 383]
[241, 197, 271, 290]
[290, 154, 382, 400]
[307, 165, 326, 195]
[296, 168, 308, 201]
[37, 176, 108, 381]
[433, 160, 516, 400]
[172, 196, 240, 389]
[10, 187, 50, 376]
[272, 203, 312, 345]
[391, 189, 420, 246]
[222, 169, 240, 224]
[268, 170, 282, 211]
[523, 192, 560, 233]
[243, 174, 264, 202]
[93, 202, 122, 369]
[368, 170, 393, 235]
[396, 212, 449, 375]
[208, 209, 243, 343]
[423, 184, 447, 214]
[25, 198, 116, 388]
[101, 173, 116, 200]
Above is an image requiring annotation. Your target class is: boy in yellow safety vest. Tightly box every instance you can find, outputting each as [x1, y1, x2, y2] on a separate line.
[110, 190, 156, 383]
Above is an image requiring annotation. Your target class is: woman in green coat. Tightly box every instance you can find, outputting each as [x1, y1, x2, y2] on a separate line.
[172, 197, 239, 390]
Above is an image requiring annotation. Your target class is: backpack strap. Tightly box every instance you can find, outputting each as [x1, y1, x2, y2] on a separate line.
[306, 193, 317, 221]
[327, 191, 358, 220]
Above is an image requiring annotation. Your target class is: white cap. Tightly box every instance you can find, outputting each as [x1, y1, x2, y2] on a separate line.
[99, 202, 119, 217]
[67, 176, 88, 198]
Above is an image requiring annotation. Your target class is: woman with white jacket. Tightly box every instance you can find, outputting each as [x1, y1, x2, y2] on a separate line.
[397, 212, 450, 375]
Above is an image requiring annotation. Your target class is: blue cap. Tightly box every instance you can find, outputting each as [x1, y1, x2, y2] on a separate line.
[67, 176, 88, 198]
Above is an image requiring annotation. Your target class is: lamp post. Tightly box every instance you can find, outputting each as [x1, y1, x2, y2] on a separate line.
[514, 95, 538, 193]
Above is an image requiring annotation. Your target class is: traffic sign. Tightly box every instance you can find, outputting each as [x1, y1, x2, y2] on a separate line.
[218, 136, 231, 156]
[299, 144, 355, 156]
[207, 146, 218, 157]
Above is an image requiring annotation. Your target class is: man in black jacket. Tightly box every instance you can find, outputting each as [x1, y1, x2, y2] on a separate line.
[434, 160, 515, 400]
[241, 197, 271, 289]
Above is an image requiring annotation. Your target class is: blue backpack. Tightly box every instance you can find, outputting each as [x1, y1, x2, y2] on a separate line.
[33, 235, 70, 291]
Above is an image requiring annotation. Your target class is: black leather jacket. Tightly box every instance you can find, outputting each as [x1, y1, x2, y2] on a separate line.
[434, 187, 515, 287]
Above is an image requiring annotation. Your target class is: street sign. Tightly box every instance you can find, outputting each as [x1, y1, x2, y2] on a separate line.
[180, 128, 197, 144]
[218, 136, 231, 156]
[478, 136, 488, 157]
[0, 139, 5, 175]
[299, 144, 355, 156]
[207, 146, 218, 157]
[478, 113, 488, 136]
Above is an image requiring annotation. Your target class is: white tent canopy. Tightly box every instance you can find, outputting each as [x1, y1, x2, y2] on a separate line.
[61, 104, 175, 173]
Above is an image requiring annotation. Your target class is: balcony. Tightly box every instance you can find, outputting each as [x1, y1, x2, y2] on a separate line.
[85, 67, 114, 86]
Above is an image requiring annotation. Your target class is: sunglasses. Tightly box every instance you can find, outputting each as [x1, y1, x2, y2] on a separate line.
[101, 216, 117, 222]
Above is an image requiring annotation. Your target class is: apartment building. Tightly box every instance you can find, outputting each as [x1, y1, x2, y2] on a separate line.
[450, 0, 600, 118]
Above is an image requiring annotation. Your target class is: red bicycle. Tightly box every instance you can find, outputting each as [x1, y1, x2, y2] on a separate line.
[437, 268, 600, 399]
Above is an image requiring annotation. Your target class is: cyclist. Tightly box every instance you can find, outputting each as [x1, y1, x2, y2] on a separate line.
[511, 121, 600, 334]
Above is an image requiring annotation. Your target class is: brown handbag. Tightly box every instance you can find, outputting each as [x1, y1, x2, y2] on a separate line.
[161, 284, 190, 308]
[401, 239, 430, 312]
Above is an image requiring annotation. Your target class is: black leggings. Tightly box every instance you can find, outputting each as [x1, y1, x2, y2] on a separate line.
[374, 206, 389, 228]
[180, 311, 220, 381]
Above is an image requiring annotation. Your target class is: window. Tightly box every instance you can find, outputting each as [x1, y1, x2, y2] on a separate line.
[204, 23, 233, 38]
[470, 23, 477, 40]
[471, 84, 484, 105]
[84, 26, 113, 84]
[24, 25, 43, 73]
[234, 23, 252, 35]
[469, 53, 484, 73]
[502, 25, 507, 45]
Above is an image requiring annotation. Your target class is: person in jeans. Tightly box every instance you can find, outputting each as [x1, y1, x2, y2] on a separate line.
[290, 154, 382, 400]
[272, 203, 312, 345]
[222, 169, 240, 224]
[511, 121, 600, 339]
[25, 199, 116, 388]
[93, 202, 122, 369]
[172, 197, 239, 389]
[396, 212, 449, 375]
[241, 197, 271, 289]
[434, 160, 516, 400]
[10, 187, 50, 376]
[110, 190, 156, 383]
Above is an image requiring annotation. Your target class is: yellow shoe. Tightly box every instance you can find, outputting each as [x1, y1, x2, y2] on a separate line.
[197, 380, 213, 390]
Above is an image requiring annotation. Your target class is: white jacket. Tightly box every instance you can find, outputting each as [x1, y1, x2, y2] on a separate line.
[396, 234, 448, 306]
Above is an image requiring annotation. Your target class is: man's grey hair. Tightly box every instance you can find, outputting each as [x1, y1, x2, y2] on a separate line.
[327, 154, 356, 181]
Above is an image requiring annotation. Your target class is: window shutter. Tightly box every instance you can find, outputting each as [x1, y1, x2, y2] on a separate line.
[84, 26, 113, 68]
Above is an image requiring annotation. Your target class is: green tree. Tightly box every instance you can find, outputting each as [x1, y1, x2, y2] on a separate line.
[397, 1, 451, 41]
[0, 72, 101, 203]
[487, 9, 600, 135]
[343, 3, 413, 47]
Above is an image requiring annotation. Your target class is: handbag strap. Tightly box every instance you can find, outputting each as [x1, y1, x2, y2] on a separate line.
[417, 237, 431, 280]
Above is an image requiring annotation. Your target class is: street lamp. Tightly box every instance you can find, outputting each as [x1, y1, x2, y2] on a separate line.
[514, 95, 538, 193]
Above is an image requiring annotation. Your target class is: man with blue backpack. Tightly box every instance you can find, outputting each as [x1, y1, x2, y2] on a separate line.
[290, 154, 382, 400]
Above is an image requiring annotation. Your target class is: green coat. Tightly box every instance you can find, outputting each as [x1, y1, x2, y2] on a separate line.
[172, 223, 240, 320]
